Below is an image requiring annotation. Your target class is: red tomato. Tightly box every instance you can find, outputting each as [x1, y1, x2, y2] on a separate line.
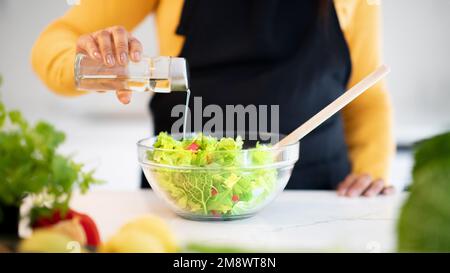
[211, 188, 218, 196]
[185, 143, 200, 152]
[210, 210, 221, 217]
[232, 195, 239, 202]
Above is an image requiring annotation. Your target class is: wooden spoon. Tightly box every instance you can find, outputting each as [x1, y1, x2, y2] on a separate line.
[275, 65, 390, 148]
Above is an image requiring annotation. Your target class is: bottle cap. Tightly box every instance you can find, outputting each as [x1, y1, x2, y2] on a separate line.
[169, 57, 189, 91]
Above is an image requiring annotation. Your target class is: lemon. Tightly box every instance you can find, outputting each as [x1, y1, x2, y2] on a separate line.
[18, 230, 83, 253]
[99, 229, 165, 253]
[119, 215, 178, 252]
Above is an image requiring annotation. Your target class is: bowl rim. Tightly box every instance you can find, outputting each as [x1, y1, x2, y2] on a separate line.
[137, 131, 299, 152]
[138, 158, 299, 170]
[137, 132, 300, 170]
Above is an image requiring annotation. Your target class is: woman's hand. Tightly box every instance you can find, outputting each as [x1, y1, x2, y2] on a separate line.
[76, 25, 143, 104]
[337, 174, 395, 197]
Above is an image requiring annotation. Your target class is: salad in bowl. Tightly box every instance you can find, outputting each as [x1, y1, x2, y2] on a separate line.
[137, 132, 299, 220]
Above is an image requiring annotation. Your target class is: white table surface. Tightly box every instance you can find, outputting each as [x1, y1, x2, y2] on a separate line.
[71, 190, 407, 253]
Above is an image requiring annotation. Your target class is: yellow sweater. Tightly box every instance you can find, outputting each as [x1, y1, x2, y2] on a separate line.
[31, 0, 394, 182]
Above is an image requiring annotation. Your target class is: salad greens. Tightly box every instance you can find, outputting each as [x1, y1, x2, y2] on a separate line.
[146, 132, 277, 217]
[397, 131, 450, 252]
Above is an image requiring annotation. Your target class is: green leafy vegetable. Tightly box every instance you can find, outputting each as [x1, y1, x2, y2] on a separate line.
[146, 132, 277, 217]
[183, 242, 256, 253]
[397, 131, 450, 252]
[0, 100, 102, 223]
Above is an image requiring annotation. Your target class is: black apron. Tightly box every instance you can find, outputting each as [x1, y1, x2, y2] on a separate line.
[143, 0, 352, 190]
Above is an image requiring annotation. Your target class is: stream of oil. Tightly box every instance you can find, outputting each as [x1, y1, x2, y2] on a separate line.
[182, 89, 191, 140]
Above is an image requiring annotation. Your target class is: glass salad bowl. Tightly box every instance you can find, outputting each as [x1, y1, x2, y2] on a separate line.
[137, 132, 299, 221]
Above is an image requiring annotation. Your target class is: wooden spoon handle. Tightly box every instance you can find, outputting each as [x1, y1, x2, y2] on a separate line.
[275, 65, 390, 147]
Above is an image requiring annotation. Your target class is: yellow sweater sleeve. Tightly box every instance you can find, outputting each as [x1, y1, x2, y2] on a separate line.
[339, 1, 395, 182]
[31, 0, 157, 96]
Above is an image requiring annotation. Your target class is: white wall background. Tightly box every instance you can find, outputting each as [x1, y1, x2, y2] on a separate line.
[0, 0, 449, 190]
[383, 0, 450, 144]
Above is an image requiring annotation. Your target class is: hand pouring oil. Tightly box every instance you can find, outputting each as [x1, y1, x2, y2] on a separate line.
[75, 53, 191, 138]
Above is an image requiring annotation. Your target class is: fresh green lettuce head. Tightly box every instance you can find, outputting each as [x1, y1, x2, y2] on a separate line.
[397, 131, 450, 252]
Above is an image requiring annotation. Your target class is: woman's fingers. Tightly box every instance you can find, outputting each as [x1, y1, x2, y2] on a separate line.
[345, 174, 372, 197]
[75, 26, 144, 104]
[76, 34, 101, 60]
[77, 25, 142, 67]
[337, 174, 396, 197]
[116, 90, 132, 104]
[381, 186, 395, 195]
[363, 179, 385, 197]
[128, 36, 143, 62]
[337, 174, 357, 196]
[95, 30, 115, 66]
[110, 26, 129, 65]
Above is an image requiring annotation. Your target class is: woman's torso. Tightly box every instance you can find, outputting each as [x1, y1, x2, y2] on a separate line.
[146, 0, 352, 189]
